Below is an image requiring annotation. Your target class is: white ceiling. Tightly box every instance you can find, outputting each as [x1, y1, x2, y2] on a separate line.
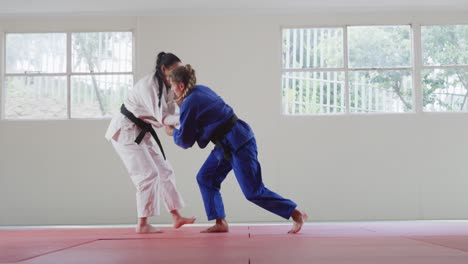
[0, 0, 467, 16]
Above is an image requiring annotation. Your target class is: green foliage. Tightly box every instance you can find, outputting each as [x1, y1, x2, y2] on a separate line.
[423, 25, 468, 65]
[348, 26, 411, 68]
[421, 26, 468, 111]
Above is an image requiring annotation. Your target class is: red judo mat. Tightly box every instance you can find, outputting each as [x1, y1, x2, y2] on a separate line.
[1, 222, 468, 264]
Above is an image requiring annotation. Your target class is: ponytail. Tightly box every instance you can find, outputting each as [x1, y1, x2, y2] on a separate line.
[153, 52, 181, 107]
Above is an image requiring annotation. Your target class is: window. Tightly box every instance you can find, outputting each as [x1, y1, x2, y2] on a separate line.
[5, 33, 68, 119]
[3, 31, 133, 119]
[348, 26, 412, 113]
[421, 25, 468, 112]
[282, 28, 345, 114]
[282, 26, 412, 115]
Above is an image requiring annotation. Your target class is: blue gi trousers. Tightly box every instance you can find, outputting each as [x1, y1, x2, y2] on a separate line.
[196, 138, 297, 221]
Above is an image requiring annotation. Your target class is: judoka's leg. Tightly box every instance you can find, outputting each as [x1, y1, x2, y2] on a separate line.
[147, 145, 195, 228]
[232, 138, 308, 233]
[197, 150, 232, 232]
[111, 140, 162, 233]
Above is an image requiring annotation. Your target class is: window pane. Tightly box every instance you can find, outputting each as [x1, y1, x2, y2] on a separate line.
[422, 25, 468, 66]
[72, 32, 133, 73]
[71, 75, 133, 118]
[349, 70, 413, 113]
[348, 26, 411, 68]
[4, 76, 67, 119]
[422, 68, 468, 112]
[282, 28, 343, 69]
[282, 71, 345, 114]
[6, 33, 66, 74]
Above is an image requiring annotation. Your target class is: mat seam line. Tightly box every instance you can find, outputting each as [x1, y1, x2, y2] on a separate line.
[11, 239, 100, 263]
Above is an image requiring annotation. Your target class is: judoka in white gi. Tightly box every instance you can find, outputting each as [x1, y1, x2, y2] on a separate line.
[105, 52, 195, 233]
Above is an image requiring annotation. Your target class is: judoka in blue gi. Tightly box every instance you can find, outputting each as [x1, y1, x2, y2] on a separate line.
[165, 64, 308, 234]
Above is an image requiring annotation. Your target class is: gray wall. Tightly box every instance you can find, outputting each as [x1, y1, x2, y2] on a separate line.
[1, 12, 468, 225]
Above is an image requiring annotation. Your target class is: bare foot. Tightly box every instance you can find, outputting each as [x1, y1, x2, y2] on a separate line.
[136, 224, 163, 234]
[201, 218, 229, 233]
[288, 210, 308, 234]
[173, 216, 196, 229]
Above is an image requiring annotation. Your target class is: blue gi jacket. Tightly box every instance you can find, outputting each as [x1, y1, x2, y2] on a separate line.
[173, 85, 254, 154]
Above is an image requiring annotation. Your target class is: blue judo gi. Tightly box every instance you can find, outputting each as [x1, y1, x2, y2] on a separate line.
[173, 85, 297, 220]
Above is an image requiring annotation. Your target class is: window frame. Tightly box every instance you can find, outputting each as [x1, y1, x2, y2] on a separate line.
[281, 23, 468, 115]
[281, 24, 416, 115]
[1, 29, 135, 120]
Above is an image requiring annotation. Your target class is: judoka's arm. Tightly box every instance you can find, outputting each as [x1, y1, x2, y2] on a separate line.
[172, 104, 198, 149]
[139, 115, 163, 128]
[161, 94, 180, 127]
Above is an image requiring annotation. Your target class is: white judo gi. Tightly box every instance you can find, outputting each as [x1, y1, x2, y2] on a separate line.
[105, 74, 184, 217]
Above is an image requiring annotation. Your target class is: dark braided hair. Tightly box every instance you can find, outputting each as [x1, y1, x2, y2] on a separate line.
[154, 52, 181, 107]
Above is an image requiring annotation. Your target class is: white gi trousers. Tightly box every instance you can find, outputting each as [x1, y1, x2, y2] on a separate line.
[112, 135, 185, 218]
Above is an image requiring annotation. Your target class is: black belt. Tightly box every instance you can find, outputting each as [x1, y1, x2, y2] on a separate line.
[211, 114, 238, 161]
[120, 104, 166, 160]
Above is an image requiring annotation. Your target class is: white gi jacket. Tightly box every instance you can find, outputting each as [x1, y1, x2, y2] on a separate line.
[105, 74, 179, 144]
